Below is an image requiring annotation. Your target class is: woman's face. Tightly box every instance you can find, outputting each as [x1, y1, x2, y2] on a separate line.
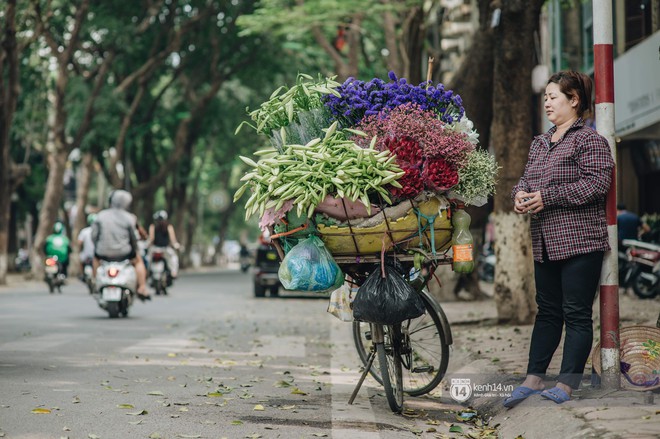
[544, 82, 578, 126]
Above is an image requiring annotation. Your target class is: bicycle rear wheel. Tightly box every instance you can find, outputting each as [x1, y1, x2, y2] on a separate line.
[353, 289, 450, 396]
[376, 324, 403, 413]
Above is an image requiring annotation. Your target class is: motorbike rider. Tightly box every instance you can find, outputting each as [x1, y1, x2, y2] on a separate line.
[148, 210, 180, 283]
[44, 221, 71, 277]
[92, 190, 150, 300]
[77, 214, 96, 275]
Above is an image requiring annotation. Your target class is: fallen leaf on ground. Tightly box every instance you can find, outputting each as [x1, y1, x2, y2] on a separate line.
[207, 392, 223, 397]
[176, 435, 201, 438]
[253, 404, 265, 411]
[231, 420, 243, 425]
[126, 410, 148, 416]
[291, 388, 307, 395]
[449, 425, 463, 433]
[72, 397, 80, 404]
[148, 433, 162, 439]
[167, 353, 177, 357]
[280, 405, 296, 410]
[274, 380, 292, 388]
[88, 434, 100, 439]
[117, 404, 134, 409]
[148, 391, 164, 396]
[128, 420, 143, 425]
[31, 408, 51, 414]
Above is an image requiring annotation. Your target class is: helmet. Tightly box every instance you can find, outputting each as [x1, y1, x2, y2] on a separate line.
[153, 210, 168, 221]
[53, 221, 65, 234]
[109, 190, 133, 210]
[86, 213, 97, 226]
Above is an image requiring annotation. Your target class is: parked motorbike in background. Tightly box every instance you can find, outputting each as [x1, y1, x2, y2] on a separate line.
[94, 260, 137, 318]
[44, 256, 65, 294]
[621, 239, 660, 299]
[477, 246, 496, 283]
[148, 247, 170, 296]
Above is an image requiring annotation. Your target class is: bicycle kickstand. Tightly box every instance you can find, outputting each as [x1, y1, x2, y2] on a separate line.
[348, 350, 376, 405]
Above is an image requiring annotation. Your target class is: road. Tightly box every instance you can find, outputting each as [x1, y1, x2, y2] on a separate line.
[0, 269, 472, 439]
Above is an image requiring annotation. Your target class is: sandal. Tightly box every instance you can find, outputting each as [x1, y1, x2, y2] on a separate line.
[541, 386, 571, 404]
[503, 386, 541, 408]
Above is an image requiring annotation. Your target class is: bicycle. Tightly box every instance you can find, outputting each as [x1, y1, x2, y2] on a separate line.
[269, 196, 458, 413]
[336, 255, 453, 413]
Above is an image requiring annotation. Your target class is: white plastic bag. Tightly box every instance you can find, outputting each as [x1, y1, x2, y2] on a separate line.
[327, 284, 354, 322]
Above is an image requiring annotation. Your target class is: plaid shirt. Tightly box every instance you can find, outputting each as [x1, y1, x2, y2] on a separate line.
[511, 119, 614, 262]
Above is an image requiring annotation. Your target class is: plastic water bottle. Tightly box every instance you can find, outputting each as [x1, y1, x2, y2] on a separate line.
[451, 205, 474, 273]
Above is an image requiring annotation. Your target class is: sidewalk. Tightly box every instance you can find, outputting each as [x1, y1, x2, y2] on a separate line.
[439, 286, 660, 439]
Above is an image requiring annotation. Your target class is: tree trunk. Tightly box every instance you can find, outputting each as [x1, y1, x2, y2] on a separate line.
[31, 149, 68, 275]
[382, 8, 403, 75]
[401, 5, 424, 84]
[444, 0, 497, 299]
[490, 0, 545, 324]
[69, 152, 94, 276]
[0, 0, 19, 285]
[448, 0, 495, 152]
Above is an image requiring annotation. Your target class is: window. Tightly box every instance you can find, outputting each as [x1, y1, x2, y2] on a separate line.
[626, 0, 654, 49]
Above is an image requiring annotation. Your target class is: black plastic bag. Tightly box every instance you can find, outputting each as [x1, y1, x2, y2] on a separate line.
[352, 264, 425, 325]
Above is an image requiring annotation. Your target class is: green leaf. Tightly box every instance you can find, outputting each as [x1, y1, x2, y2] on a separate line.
[449, 425, 463, 433]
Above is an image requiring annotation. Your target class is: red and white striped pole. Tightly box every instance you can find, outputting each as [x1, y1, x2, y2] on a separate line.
[593, 0, 620, 389]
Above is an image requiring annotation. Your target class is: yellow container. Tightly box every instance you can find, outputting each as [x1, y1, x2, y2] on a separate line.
[317, 198, 452, 255]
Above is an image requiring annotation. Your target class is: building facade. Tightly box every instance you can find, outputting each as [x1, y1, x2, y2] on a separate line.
[545, 0, 660, 215]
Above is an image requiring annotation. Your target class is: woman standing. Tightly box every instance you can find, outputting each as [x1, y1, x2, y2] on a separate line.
[503, 71, 614, 407]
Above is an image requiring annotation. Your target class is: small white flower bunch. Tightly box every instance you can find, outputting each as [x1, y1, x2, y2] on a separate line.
[447, 113, 480, 146]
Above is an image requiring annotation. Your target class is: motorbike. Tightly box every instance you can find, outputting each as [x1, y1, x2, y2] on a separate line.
[239, 246, 251, 273]
[477, 246, 496, 283]
[44, 255, 65, 294]
[81, 258, 95, 294]
[621, 239, 660, 299]
[15, 248, 31, 272]
[148, 246, 170, 296]
[94, 259, 137, 318]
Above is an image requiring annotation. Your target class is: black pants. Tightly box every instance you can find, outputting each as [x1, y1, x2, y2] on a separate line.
[526, 250, 604, 389]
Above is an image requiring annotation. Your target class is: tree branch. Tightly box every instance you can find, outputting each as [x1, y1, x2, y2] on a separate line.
[70, 51, 114, 151]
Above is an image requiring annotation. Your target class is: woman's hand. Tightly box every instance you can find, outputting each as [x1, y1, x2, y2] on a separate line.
[514, 191, 544, 215]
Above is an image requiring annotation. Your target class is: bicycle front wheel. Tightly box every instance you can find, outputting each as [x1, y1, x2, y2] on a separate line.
[376, 325, 403, 413]
[353, 289, 450, 396]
